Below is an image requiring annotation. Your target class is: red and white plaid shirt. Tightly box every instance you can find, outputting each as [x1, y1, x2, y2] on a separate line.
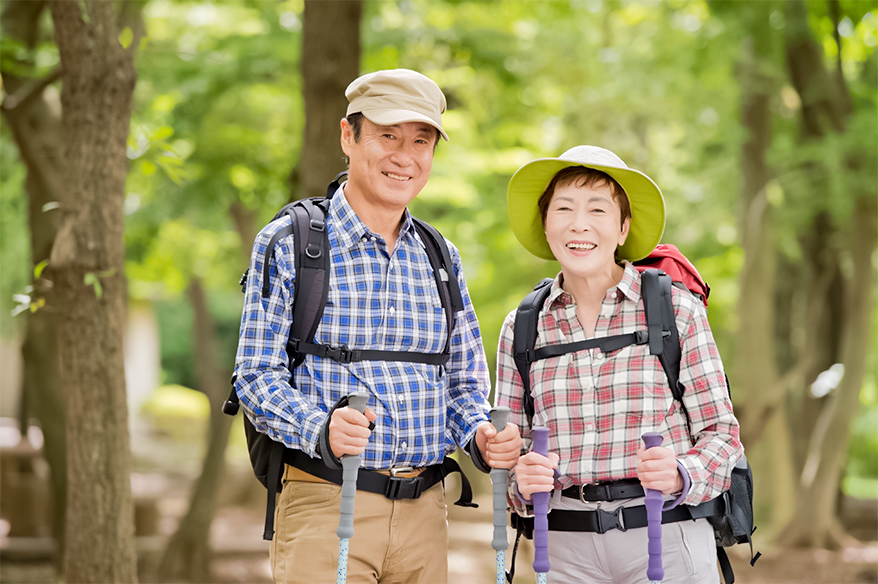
[495, 262, 742, 512]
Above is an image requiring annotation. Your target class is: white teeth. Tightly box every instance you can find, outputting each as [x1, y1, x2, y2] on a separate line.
[384, 172, 410, 181]
[567, 243, 596, 250]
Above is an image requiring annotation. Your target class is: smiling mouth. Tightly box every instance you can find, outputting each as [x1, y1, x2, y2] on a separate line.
[383, 171, 411, 182]
[567, 242, 596, 251]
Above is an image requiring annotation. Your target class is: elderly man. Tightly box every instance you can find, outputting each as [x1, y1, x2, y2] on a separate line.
[233, 69, 521, 583]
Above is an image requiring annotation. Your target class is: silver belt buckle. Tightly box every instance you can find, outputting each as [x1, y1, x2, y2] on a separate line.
[390, 466, 414, 477]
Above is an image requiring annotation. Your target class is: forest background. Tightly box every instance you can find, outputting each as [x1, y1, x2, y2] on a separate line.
[0, 0, 876, 583]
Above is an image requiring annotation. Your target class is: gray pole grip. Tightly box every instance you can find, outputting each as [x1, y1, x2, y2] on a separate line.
[489, 407, 511, 551]
[336, 392, 369, 540]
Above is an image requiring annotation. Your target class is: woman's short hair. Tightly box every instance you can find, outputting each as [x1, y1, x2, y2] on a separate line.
[537, 166, 632, 229]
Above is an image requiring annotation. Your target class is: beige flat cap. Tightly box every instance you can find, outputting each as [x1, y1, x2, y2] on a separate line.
[345, 69, 449, 141]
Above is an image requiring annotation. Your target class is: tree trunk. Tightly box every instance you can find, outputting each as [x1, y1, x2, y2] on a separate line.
[295, 0, 361, 200]
[0, 0, 67, 569]
[778, 195, 877, 548]
[734, 26, 776, 447]
[156, 278, 231, 583]
[49, 1, 138, 582]
[730, 4, 801, 532]
[774, 0, 873, 548]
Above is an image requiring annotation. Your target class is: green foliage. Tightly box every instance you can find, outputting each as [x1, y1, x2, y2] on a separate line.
[3, 0, 875, 492]
[0, 127, 30, 337]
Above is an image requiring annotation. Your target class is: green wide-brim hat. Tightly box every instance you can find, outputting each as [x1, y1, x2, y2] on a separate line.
[507, 145, 666, 262]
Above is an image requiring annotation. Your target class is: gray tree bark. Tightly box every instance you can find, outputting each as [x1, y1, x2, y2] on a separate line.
[1, 0, 66, 569]
[49, 1, 138, 581]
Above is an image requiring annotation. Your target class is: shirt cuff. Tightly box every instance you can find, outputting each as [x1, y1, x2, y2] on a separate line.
[665, 461, 692, 509]
[467, 438, 491, 474]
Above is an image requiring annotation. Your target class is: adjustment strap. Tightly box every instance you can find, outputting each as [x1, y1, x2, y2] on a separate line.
[717, 547, 734, 584]
[289, 339, 450, 366]
[531, 331, 654, 362]
[262, 442, 285, 540]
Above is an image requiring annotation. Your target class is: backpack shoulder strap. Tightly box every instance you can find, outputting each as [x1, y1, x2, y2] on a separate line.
[411, 218, 464, 357]
[411, 218, 464, 311]
[513, 278, 554, 423]
[287, 198, 331, 368]
[640, 269, 684, 404]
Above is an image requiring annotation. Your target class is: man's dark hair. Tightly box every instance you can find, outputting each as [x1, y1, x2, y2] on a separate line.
[346, 112, 441, 148]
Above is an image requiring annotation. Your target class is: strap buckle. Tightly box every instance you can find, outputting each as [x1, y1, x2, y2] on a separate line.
[595, 507, 627, 534]
[389, 466, 414, 477]
[324, 344, 353, 363]
[385, 474, 424, 500]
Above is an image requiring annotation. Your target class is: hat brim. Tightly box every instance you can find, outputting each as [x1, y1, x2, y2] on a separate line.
[507, 158, 665, 262]
[359, 108, 449, 141]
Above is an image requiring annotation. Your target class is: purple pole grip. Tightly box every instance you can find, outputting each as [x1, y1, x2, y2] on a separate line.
[531, 427, 551, 575]
[642, 431, 664, 582]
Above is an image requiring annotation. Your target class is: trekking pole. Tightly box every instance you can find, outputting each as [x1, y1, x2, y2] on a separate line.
[489, 407, 511, 584]
[642, 432, 664, 584]
[531, 426, 550, 584]
[336, 392, 369, 584]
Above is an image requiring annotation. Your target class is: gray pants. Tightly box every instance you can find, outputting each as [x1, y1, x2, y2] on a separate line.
[545, 492, 719, 584]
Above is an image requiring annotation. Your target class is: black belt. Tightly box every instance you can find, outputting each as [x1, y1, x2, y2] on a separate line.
[561, 478, 645, 502]
[286, 450, 478, 508]
[511, 497, 724, 537]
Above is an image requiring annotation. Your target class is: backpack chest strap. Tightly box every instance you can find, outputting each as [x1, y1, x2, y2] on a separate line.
[288, 339, 450, 366]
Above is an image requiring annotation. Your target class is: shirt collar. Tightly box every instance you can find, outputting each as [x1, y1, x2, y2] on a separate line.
[329, 185, 415, 249]
[545, 261, 641, 308]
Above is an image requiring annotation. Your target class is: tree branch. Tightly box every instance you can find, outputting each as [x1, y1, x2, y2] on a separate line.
[1, 67, 63, 112]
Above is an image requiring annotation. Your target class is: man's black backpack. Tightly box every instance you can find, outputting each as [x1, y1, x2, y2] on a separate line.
[510, 247, 759, 583]
[223, 172, 467, 540]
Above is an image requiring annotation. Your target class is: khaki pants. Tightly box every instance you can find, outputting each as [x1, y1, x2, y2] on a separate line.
[270, 466, 449, 584]
[545, 493, 719, 584]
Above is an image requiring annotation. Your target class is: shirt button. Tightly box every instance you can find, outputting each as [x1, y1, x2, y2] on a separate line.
[611, 292, 618, 299]
[585, 423, 595, 432]
[400, 441, 407, 451]
[596, 352, 604, 360]
[389, 306, 395, 314]
[398, 394, 405, 402]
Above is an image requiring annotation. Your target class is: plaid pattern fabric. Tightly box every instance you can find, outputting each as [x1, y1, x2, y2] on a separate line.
[234, 188, 490, 470]
[496, 263, 742, 512]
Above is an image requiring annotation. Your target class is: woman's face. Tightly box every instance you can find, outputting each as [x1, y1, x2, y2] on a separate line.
[544, 181, 630, 281]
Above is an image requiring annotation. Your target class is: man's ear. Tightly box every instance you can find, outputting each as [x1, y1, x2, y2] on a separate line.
[340, 118, 352, 156]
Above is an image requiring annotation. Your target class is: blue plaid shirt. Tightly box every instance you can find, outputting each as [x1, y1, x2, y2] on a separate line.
[234, 187, 491, 470]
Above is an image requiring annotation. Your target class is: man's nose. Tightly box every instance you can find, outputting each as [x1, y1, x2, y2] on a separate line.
[389, 141, 415, 165]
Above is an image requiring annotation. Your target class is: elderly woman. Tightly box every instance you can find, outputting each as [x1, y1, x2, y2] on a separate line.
[496, 146, 743, 583]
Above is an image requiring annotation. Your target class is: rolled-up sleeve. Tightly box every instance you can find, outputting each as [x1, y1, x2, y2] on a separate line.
[233, 219, 328, 457]
[674, 297, 743, 505]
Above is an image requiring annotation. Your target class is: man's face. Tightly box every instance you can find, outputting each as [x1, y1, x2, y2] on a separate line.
[340, 117, 436, 214]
